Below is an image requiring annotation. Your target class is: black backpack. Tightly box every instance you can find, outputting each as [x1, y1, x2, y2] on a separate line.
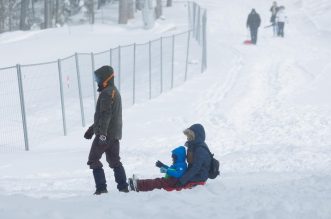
[200, 146, 220, 179]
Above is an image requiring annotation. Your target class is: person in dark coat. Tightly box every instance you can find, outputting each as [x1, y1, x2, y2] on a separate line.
[246, 9, 261, 44]
[270, 1, 279, 36]
[84, 65, 129, 195]
[129, 146, 187, 192]
[177, 123, 211, 186]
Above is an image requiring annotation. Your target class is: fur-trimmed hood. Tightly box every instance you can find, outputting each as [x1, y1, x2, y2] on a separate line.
[187, 123, 206, 144]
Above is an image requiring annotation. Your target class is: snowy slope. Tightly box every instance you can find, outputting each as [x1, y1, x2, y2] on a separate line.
[1, 0, 331, 219]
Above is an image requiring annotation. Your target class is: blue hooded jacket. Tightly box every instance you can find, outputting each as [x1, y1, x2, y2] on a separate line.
[165, 146, 187, 178]
[179, 124, 211, 185]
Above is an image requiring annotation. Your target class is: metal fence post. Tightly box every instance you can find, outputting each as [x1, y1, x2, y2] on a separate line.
[188, 1, 192, 30]
[133, 43, 136, 105]
[160, 37, 163, 94]
[109, 48, 113, 66]
[16, 64, 29, 151]
[75, 53, 86, 127]
[202, 10, 207, 73]
[57, 59, 67, 136]
[118, 46, 121, 92]
[171, 35, 175, 89]
[193, 2, 197, 40]
[197, 6, 201, 44]
[149, 41, 152, 99]
[90, 53, 97, 106]
[185, 31, 191, 81]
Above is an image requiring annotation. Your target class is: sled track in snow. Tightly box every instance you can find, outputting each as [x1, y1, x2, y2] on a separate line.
[198, 46, 243, 115]
[196, 46, 249, 150]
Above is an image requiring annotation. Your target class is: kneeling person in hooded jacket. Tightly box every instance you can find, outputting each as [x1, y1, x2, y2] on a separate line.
[177, 124, 211, 187]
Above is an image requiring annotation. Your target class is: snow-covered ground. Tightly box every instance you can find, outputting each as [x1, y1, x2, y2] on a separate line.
[1, 0, 331, 218]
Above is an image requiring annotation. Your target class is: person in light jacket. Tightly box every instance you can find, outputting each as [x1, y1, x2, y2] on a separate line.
[276, 6, 288, 37]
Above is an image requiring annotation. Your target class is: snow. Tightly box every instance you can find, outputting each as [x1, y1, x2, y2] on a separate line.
[1, 0, 331, 218]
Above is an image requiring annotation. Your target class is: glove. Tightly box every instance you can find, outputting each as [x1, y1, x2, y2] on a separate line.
[155, 160, 166, 168]
[160, 167, 168, 173]
[84, 126, 94, 139]
[98, 135, 107, 146]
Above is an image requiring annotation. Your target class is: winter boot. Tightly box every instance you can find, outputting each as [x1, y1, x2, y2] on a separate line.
[128, 174, 139, 192]
[94, 188, 108, 195]
[119, 187, 129, 193]
[93, 168, 108, 195]
[113, 165, 129, 192]
[128, 178, 134, 191]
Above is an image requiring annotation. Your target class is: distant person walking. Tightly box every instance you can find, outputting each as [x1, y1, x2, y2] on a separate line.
[276, 6, 287, 37]
[246, 9, 261, 44]
[270, 1, 279, 36]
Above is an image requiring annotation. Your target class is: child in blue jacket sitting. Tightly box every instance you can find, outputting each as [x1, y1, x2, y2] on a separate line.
[128, 146, 187, 192]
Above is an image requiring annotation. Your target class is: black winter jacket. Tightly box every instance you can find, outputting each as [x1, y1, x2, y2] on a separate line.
[93, 85, 122, 140]
[247, 11, 261, 29]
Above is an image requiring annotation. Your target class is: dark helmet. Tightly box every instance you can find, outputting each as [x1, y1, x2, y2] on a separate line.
[94, 65, 114, 91]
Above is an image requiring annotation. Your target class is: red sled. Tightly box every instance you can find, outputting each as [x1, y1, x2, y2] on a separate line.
[164, 181, 206, 192]
[243, 40, 252, 45]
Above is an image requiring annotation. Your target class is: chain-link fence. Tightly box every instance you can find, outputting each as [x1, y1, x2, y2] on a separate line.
[0, 1, 206, 151]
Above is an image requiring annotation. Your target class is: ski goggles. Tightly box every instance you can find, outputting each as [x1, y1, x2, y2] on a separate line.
[94, 73, 114, 85]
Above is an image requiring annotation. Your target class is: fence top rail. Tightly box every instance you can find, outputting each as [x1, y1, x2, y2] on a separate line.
[60, 54, 76, 61]
[0, 65, 16, 71]
[135, 42, 149, 46]
[76, 52, 91, 56]
[94, 50, 110, 55]
[20, 60, 58, 67]
[120, 44, 134, 49]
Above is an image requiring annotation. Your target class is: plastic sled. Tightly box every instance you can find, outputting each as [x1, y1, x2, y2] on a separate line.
[164, 181, 206, 192]
[243, 40, 252, 45]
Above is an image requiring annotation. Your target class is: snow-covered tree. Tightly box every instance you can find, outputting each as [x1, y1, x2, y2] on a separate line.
[155, 0, 162, 19]
[119, 0, 128, 24]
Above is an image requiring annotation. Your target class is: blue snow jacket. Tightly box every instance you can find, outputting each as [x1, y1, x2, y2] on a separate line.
[165, 146, 188, 178]
[179, 124, 211, 185]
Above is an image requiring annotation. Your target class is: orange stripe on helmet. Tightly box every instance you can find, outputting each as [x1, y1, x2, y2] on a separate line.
[102, 73, 114, 88]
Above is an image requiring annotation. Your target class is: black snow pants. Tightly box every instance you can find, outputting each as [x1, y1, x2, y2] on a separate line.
[87, 136, 128, 191]
[249, 27, 259, 44]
